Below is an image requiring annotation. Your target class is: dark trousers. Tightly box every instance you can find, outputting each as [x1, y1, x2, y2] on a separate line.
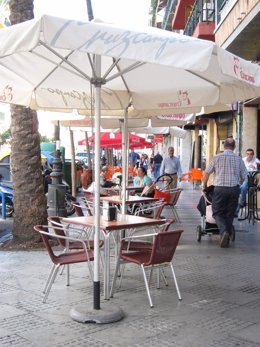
[212, 186, 240, 234]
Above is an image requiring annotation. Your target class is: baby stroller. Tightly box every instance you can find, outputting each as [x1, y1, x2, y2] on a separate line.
[141, 174, 173, 201]
[196, 186, 235, 242]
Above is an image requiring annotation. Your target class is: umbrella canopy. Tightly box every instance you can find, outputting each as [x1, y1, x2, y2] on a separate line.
[128, 126, 187, 139]
[115, 140, 152, 150]
[80, 132, 146, 147]
[0, 15, 259, 114]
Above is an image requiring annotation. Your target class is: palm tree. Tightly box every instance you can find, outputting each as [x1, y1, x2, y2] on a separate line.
[8, 0, 47, 243]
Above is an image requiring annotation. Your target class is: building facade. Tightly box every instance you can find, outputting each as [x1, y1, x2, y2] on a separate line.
[152, 0, 260, 167]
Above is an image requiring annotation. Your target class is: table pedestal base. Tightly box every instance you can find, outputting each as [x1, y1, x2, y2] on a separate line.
[70, 304, 124, 324]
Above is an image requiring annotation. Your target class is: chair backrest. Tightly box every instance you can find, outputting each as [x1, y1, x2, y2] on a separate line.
[169, 188, 182, 206]
[160, 218, 175, 232]
[47, 216, 66, 247]
[34, 225, 58, 264]
[134, 200, 165, 219]
[34, 225, 93, 265]
[154, 201, 167, 219]
[72, 202, 85, 217]
[147, 229, 183, 266]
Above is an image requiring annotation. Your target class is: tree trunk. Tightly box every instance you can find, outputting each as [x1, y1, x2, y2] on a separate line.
[9, 0, 48, 243]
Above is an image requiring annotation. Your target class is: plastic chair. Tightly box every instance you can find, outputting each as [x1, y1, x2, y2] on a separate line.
[34, 225, 94, 303]
[110, 229, 183, 307]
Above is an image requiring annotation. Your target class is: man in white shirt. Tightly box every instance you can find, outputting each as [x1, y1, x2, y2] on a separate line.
[239, 148, 260, 208]
[160, 147, 182, 189]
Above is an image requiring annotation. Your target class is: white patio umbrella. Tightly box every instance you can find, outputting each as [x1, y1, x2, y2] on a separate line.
[0, 15, 260, 321]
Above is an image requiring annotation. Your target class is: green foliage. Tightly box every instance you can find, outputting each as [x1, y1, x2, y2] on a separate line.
[40, 134, 54, 143]
[0, 128, 11, 145]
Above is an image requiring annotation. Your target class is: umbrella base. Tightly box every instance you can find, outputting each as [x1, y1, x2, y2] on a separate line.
[70, 304, 124, 324]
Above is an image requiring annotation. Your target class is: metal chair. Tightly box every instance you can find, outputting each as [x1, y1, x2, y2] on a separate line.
[121, 218, 175, 252]
[165, 188, 183, 223]
[34, 225, 94, 303]
[48, 216, 104, 250]
[110, 229, 183, 307]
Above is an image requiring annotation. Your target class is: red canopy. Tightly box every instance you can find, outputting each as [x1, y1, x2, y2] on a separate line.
[78, 132, 147, 148]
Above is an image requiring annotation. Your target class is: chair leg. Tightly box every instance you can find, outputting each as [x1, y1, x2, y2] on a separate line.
[156, 267, 160, 289]
[141, 264, 153, 308]
[170, 262, 182, 301]
[43, 264, 56, 294]
[118, 263, 126, 289]
[148, 266, 154, 286]
[43, 264, 60, 303]
[110, 257, 121, 298]
[160, 268, 168, 286]
[171, 206, 181, 224]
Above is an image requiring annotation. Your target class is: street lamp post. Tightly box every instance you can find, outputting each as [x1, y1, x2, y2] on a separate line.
[47, 141, 67, 216]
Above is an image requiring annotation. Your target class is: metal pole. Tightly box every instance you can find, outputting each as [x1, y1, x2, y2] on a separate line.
[121, 110, 128, 215]
[93, 54, 101, 310]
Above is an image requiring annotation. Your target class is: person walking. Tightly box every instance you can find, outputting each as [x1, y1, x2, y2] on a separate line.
[202, 138, 247, 248]
[153, 151, 163, 180]
[129, 149, 138, 167]
[160, 147, 182, 189]
[239, 148, 260, 209]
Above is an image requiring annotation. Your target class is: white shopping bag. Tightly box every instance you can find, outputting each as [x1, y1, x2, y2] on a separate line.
[206, 205, 216, 224]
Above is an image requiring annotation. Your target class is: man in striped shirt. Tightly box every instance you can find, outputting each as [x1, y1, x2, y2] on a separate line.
[202, 138, 247, 248]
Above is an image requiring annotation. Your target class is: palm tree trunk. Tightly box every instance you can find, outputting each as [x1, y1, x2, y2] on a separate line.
[9, 0, 47, 243]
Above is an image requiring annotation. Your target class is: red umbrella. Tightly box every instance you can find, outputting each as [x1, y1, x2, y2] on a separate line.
[113, 140, 152, 150]
[78, 132, 146, 147]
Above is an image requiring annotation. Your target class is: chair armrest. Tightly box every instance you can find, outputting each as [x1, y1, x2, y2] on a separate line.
[48, 220, 90, 239]
[122, 233, 158, 241]
[39, 226, 89, 253]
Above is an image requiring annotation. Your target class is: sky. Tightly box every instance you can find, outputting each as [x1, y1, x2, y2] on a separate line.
[34, 0, 150, 26]
[33, 0, 151, 138]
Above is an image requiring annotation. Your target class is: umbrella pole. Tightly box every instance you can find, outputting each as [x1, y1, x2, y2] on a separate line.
[121, 110, 128, 214]
[70, 54, 124, 324]
[93, 55, 101, 311]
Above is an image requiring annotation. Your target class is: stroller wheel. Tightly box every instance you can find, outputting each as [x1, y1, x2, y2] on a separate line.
[231, 225, 236, 242]
[196, 225, 202, 242]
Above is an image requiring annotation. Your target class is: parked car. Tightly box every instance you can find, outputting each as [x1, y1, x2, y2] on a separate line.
[75, 152, 88, 163]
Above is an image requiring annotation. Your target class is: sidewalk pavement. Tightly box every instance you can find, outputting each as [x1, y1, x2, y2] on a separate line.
[0, 183, 260, 347]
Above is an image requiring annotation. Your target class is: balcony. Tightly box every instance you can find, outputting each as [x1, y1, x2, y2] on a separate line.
[172, 0, 195, 30]
[214, 0, 260, 61]
[183, 0, 215, 41]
